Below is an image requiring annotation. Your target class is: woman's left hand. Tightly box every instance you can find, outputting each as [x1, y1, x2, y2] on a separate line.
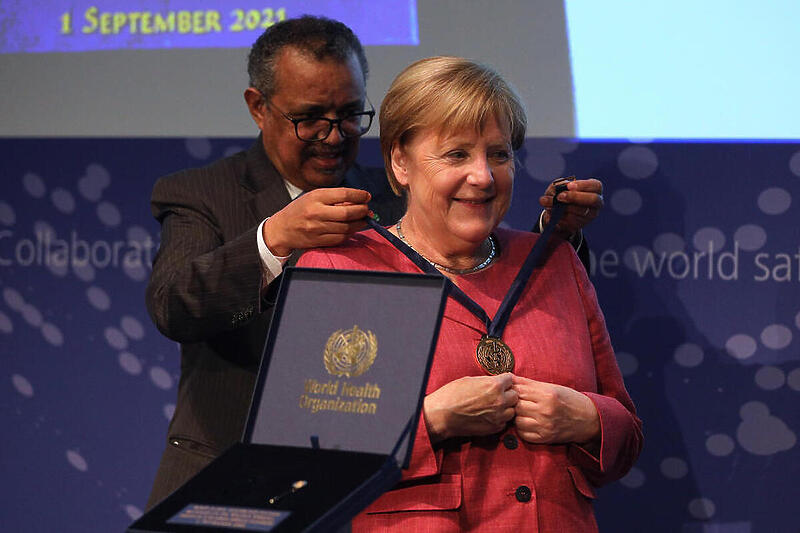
[511, 374, 600, 445]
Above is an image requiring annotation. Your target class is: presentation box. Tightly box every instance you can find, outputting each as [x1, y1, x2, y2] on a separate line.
[128, 267, 448, 532]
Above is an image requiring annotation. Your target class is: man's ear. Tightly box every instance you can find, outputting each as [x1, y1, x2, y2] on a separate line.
[244, 87, 267, 126]
[390, 142, 409, 187]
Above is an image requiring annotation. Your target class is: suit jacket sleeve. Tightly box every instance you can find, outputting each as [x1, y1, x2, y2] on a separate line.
[566, 249, 643, 486]
[145, 170, 264, 344]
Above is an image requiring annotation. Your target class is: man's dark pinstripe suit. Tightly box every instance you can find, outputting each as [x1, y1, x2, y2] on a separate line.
[144, 138, 405, 508]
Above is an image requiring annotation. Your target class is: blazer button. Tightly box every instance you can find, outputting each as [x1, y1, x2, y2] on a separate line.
[515, 485, 532, 503]
[502, 434, 518, 450]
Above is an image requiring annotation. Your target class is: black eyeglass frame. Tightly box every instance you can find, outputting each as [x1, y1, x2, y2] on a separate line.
[265, 97, 376, 143]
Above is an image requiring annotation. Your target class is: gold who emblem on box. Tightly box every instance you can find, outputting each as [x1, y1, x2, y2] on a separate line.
[324, 325, 378, 378]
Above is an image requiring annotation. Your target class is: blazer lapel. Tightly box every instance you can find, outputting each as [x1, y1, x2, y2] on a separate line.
[241, 138, 293, 222]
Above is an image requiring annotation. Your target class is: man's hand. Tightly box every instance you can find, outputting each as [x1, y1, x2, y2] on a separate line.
[539, 178, 604, 238]
[262, 188, 371, 256]
[511, 374, 600, 445]
[423, 373, 518, 444]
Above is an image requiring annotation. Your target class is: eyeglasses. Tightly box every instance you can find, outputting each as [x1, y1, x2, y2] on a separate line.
[267, 99, 375, 143]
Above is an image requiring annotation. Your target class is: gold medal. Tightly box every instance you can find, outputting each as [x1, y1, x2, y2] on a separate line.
[476, 336, 514, 375]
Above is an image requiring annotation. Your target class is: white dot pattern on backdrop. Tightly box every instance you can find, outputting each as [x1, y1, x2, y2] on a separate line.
[757, 187, 791, 215]
[524, 149, 566, 183]
[104, 327, 129, 351]
[693, 227, 726, 252]
[118, 352, 143, 375]
[125, 505, 143, 521]
[760, 324, 792, 350]
[4, 288, 25, 311]
[224, 145, 245, 157]
[623, 245, 652, 272]
[127, 225, 151, 243]
[615, 352, 638, 376]
[163, 403, 176, 420]
[51, 188, 76, 214]
[12, 374, 34, 397]
[72, 262, 95, 282]
[78, 176, 102, 202]
[610, 188, 642, 216]
[22, 304, 43, 327]
[660, 457, 689, 479]
[150, 367, 173, 390]
[617, 146, 658, 179]
[86, 286, 111, 311]
[66, 450, 88, 472]
[125, 226, 154, 283]
[41, 323, 64, 346]
[725, 334, 757, 360]
[674, 343, 704, 367]
[619, 467, 645, 489]
[47, 261, 68, 278]
[550, 139, 579, 153]
[33, 220, 56, 238]
[787, 368, 800, 391]
[653, 232, 685, 254]
[186, 138, 213, 159]
[737, 401, 796, 455]
[22, 172, 46, 198]
[754, 366, 785, 390]
[0, 311, 13, 334]
[78, 164, 111, 202]
[706, 434, 735, 457]
[121, 316, 145, 340]
[97, 201, 122, 227]
[790, 150, 800, 176]
[688, 498, 716, 520]
[733, 224, 767, 251]
[740, 401, 767, 419]
[87, 163, 111, 186]
[123, 263, 147, 282]
[0, 201, 15, 225]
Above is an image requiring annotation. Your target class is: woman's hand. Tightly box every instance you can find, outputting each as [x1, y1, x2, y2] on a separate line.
[423, 373, 518, 444]
[511, 374, 600, 445]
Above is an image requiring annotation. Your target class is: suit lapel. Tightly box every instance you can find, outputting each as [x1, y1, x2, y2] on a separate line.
[240, 138, 293, 222]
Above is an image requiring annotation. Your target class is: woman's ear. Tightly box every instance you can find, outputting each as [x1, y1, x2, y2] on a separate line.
[390, 142, 409, 187]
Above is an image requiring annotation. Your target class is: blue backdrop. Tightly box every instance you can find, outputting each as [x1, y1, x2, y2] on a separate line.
[1, 138, 798, 532]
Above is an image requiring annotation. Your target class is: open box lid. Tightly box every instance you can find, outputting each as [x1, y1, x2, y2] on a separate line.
[244, 266, 449, 468]
[127, 267, 449, 533]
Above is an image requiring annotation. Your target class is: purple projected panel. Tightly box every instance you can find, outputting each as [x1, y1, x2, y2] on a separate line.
[0, 0, 418, 53]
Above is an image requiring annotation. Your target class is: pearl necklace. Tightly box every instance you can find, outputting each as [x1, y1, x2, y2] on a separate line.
[395, 218, 497, 275]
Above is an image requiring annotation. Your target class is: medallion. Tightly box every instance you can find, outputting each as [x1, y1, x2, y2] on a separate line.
[476, 335, 514, 375]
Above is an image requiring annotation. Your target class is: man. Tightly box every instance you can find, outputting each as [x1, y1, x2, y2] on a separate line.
[144, 15, 602, 509]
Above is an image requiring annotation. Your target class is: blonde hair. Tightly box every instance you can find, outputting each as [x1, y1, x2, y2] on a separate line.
[380, 56, 527, 195]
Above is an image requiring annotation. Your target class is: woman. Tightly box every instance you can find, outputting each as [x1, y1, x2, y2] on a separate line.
[297, 57, 642, 532]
